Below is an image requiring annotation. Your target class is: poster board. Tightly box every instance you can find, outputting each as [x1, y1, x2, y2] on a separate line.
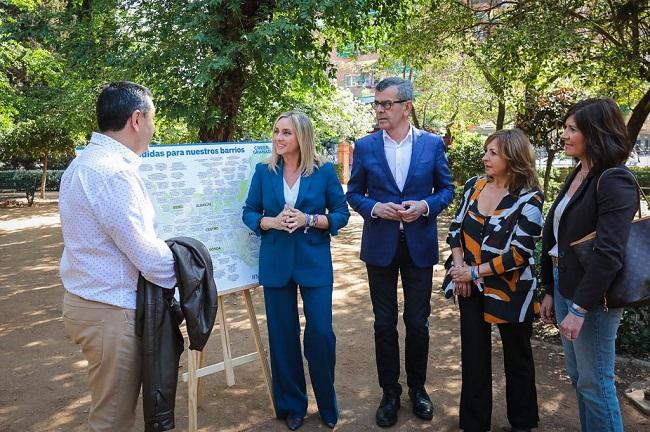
[138, 141, 272, 294]
[139, 142, 275, 425]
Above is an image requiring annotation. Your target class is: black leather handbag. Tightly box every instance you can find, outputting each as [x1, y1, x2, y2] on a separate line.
[570, 168, 650, 309]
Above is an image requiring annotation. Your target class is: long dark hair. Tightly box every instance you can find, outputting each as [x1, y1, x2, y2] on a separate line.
[563, 98, 632, 173]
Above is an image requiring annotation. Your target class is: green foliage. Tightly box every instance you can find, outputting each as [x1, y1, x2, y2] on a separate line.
[0, 169, 64, 190]
[443, 132, 485, 218]
[537, 168, 562, 212]
[1, 118, 76, 164]
[313, 88, 375, 143]
[629, 166, 650, 189]
[1, 0, 402, 145]
[110, 0, 404, 141]
[618, 306, 650, 356]
[411, 53, 495, 130]
[518, 86, 584, 196]
[0, 169, 64, 205]
[0, 118, 76, 197]
[446, 132, 485, 185]
[517, 87, 584, 153]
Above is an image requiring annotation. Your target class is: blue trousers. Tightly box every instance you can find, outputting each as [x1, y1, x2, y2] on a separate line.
[553, 267, 623, 432]
[263, 282, 338, 424]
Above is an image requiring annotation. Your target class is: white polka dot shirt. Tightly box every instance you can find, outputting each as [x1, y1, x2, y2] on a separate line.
[59, 132, 176, 309]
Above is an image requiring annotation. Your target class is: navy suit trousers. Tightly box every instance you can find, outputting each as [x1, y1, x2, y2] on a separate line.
[366, 235, 433, 395]
[263, 282, 338, 423]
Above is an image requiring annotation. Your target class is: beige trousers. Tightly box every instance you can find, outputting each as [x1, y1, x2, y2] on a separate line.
[63, 292, 141, 432]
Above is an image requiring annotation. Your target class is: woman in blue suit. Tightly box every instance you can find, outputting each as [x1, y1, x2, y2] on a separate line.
[242, 111, 350, 430]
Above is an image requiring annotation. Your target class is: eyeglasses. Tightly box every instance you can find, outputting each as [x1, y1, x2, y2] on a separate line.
[370, 100, 409, 110]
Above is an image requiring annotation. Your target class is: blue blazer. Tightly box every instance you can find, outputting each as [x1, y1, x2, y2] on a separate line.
[346, 128, 454, 267]
[242, 161, 350, 288]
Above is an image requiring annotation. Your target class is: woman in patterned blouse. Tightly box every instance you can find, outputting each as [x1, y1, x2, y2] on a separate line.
[444, 129, 544, 432]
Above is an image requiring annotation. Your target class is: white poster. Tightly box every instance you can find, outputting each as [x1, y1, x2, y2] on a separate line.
[138, 142, 272, 294]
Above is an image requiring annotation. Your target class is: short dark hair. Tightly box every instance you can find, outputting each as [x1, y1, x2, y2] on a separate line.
[563, 98, 632, 173]
[375, 77, 413, 101]
[96, 81, 153, 132]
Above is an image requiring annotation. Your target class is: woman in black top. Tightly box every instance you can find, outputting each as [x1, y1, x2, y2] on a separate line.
[539, 98, 636, 432]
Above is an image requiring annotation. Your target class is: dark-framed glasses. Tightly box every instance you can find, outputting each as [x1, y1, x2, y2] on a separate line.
[370, 99, 409, 110]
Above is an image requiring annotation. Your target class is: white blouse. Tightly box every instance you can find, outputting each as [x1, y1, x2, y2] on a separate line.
[548, 193, 572, 258]
[283, 176, 301, 208]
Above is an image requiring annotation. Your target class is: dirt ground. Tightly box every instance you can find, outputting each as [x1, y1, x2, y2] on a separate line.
[1, 199, 648, 431]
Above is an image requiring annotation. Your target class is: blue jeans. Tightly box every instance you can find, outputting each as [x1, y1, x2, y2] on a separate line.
[553, 267, 623, 432]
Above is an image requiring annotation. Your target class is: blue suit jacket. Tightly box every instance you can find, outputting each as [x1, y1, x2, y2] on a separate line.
[346, 128, 454, 267]
[242, 161, 350, 288]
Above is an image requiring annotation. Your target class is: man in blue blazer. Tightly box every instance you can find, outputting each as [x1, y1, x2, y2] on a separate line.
[346, 77, 454, 427]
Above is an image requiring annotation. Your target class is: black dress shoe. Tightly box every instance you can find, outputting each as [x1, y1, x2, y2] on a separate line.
[286, 416, 303, 430]
[323, 420, 336, 429]
[408, 387, 433, 420]
[376, 393, 400, 427]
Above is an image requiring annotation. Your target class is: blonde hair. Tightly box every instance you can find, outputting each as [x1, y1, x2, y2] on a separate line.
[266, 110, 324, 176]
[484, 129, 540, 194]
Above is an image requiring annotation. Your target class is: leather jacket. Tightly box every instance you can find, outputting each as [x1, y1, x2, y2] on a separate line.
[136, 237, 218, 432]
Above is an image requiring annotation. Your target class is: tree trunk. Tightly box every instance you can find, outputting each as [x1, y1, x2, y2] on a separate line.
[197, 0, 271, 142]
[199, 69, 247, 142]
[543, 149, 555, 198]
[496, 98, 505, 130]
[410, 108, 421, 129]
[40, 155, 48, 199]
[627, 85, 650, 145]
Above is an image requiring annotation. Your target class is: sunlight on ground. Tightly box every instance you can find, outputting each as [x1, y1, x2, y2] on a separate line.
[0, 214, 60, 232]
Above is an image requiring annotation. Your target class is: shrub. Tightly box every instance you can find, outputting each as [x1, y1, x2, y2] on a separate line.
[629, 166, 650, 197]
[0, 169, 65, 205]
[447, 133, 485, 185]
[617, 306, 650, 356]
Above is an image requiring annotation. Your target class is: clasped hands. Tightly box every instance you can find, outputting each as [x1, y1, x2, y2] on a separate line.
[373, 200, 426, 223]
[263, 205, 308, 233]
[449, 262, 472, 298]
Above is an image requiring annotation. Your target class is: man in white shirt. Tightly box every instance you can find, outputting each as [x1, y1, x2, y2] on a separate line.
[59, 81, 176, 431]
[346, 77, 454, 427]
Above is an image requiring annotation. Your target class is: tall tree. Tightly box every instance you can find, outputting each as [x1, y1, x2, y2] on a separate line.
[1, 0, 83, 188]
[384, 0, 576, 132]
[1, 119, 75, 197]
[555, 0, 650, 143]
[118, 0, 402, 142]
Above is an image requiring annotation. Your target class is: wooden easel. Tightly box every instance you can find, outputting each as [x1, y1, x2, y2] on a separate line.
[181, 284, 274, 432]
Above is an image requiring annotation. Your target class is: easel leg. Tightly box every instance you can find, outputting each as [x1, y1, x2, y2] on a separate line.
[195, 350, 205, 407]
[218, 295, 236, 386]
[188, 349, 199, 432]
[243, 288, 275, 413]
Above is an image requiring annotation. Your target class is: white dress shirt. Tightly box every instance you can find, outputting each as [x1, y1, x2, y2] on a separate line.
[371, 126, 429, 224]
[59, 132, 176, 310]
[383, 127, 413, 191]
